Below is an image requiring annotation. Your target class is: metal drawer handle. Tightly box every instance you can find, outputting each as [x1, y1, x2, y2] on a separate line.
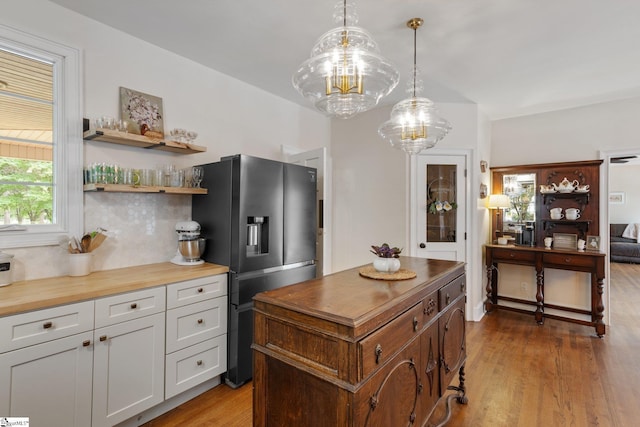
[99, 335, 108, 342]
[43, 321, 53, 329]
[460, 282, 465, 292]
[197, 318, 204, 324]
[509, 253, 515, 258]
[565, 258, 571, 263]
[446, 293, 451, 305]
[375, 344, 383, 364]
[424, 299, 436, 316]
[197, 288, 204, 293]
[196, 360, 203, 366]
[83, 340, 91, 347]
[130, 303, 138, 309]
[413, 316, 419, 332]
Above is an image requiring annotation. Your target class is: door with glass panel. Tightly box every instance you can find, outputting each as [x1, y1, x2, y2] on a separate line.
[412, 155, 466, 261]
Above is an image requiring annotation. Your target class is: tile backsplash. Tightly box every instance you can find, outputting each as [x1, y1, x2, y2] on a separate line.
[9, 192, 191, 282]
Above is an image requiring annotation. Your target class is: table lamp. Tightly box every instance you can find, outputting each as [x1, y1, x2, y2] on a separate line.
[487, 194, 511, 239]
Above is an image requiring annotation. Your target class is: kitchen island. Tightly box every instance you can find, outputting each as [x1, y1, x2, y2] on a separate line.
[252, 256, 467, 426]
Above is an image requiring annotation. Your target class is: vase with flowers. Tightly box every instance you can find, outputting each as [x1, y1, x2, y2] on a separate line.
[370, 243, 402, 273]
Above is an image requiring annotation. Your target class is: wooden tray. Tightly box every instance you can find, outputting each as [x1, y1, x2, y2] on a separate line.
[359, 265, 417, 281]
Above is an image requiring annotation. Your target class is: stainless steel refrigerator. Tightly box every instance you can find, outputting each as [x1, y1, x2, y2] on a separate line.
[192, 154, 317, 388]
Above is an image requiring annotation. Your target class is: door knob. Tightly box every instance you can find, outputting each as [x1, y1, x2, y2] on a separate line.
[419, 243, 426, 249]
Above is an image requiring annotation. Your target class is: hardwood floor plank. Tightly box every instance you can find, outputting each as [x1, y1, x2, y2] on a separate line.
[144, 262, 640, 426]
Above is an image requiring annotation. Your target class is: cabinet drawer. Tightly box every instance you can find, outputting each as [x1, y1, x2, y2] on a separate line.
[439, 274, 466, 312]
[491, 248, 536, 263]
[543, 253, 594, 268]
[0, 301, 94, 353]
[95, 287, 165, 328]
[359, 303, 423, 379]
[166, 274, 227, 309]
[166, 296, 228, 353]
[165, 335, 227, 399]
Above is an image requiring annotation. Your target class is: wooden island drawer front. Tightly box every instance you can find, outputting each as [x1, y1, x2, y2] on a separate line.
[0, 301, 94, 353]
[95, 287, 165, 328]
[439, 274, 466, 311]
[359, 303, 423, 379]
[491, 248, 536, 263]
[543, 253, 594, 268]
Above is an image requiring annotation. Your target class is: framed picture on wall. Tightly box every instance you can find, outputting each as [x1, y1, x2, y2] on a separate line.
[609, 192, 625, 204]
[586, 235, 601, 251]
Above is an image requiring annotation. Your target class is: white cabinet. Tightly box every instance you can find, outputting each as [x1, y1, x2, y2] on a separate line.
[92, 288, 166, 427]
[165, 275, 227, 398]
[0, 273, 228, 426]
[0, 301, 94, 427]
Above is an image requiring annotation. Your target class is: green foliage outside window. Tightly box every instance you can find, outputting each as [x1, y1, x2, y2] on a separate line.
[0, 157, 53, 225]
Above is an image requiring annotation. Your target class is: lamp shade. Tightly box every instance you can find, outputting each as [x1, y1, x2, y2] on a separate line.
[487, 194, 511, 209]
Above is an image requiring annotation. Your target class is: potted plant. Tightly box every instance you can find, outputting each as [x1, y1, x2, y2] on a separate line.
[370, 243, 402, 273]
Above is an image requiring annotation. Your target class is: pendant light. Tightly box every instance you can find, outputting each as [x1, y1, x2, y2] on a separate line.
[378, 18, 451, 155]
[292, 0, 399, 119]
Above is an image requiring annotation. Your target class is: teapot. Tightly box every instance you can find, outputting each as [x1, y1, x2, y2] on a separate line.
[552, 177, 579, 193]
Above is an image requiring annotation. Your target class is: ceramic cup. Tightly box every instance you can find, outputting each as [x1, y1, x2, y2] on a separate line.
[566, 208, 580, 220]
[550, 212, 564, 220]
[544, 237, 553, 249]
[577, 239, 586, 250]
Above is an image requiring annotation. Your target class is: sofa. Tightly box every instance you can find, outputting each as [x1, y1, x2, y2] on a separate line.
[610, 224, 640, 263]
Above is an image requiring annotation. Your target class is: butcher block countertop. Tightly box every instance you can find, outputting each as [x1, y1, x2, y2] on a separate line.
[0, 262, 228, 317]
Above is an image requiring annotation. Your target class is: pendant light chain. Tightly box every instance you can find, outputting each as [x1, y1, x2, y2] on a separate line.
[412, 23, 417, 98]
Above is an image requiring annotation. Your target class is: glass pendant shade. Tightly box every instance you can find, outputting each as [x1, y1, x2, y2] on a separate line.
[378, 17, 451, 155]
[292, 3, 399, 119]
[378, 96, 452, 155]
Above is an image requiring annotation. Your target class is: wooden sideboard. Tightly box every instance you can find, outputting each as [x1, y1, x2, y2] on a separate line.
[484, 244, 606, 336]
[252, 257, 467, 426]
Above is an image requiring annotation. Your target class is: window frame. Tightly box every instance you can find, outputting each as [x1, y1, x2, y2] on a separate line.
[0, 24, 83, 249]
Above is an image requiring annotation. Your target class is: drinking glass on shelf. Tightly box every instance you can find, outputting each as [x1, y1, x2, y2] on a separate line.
[192, 166, 204, 188]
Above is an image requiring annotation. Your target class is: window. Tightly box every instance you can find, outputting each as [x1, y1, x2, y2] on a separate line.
[0, 24, 82, 249]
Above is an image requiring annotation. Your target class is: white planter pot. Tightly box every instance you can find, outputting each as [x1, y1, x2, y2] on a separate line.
[373, 258, 401, 273]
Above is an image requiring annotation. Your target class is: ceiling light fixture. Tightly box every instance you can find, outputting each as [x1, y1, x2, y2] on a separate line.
[292, 0, 399, 119]
[378, 18, 451, 155]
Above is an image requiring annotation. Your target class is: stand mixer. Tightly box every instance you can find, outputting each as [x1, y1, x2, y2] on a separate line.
[170, 221, 206, 265]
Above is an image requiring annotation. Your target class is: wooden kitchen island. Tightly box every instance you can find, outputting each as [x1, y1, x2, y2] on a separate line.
[252, 257, 467, 426]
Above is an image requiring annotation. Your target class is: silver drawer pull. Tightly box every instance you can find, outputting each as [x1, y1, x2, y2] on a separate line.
[413, 316, 419, 332]
[565, 258, 571, 263]
[196, 360, 203, 366]
[197, 318, 204, 324]
[446, 293, 451, 305]
[43, 321, 53, 329]
[130, 303, 138, 309]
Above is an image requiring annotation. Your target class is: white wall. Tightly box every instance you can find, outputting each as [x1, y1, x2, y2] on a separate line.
[609, 164, 640, 224]
[3, 1, 330, 281]
[492, 97, 640, 166]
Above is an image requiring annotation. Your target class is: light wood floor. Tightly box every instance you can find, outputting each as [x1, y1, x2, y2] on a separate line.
[143, 262, 640, 427]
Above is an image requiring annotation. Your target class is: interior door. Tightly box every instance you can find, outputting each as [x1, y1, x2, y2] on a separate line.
[287, 147, 331, 276]
[412, 154, 466, 262]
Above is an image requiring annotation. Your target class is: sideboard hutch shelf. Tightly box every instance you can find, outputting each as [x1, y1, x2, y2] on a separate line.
[83, 128, 207, 154]
[542, 219, 591, 237]
[542, 192, 590, 209]
[83, 183, 207, 195]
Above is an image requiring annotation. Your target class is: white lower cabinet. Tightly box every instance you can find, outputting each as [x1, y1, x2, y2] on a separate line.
[92, 289, 166, 427]
[0, 302, 94, 427]
[0, 273, 228, 427]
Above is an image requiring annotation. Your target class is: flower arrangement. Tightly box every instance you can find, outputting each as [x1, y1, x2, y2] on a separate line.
[370, 243, 402, 258]
[428, 200, 457, 215]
